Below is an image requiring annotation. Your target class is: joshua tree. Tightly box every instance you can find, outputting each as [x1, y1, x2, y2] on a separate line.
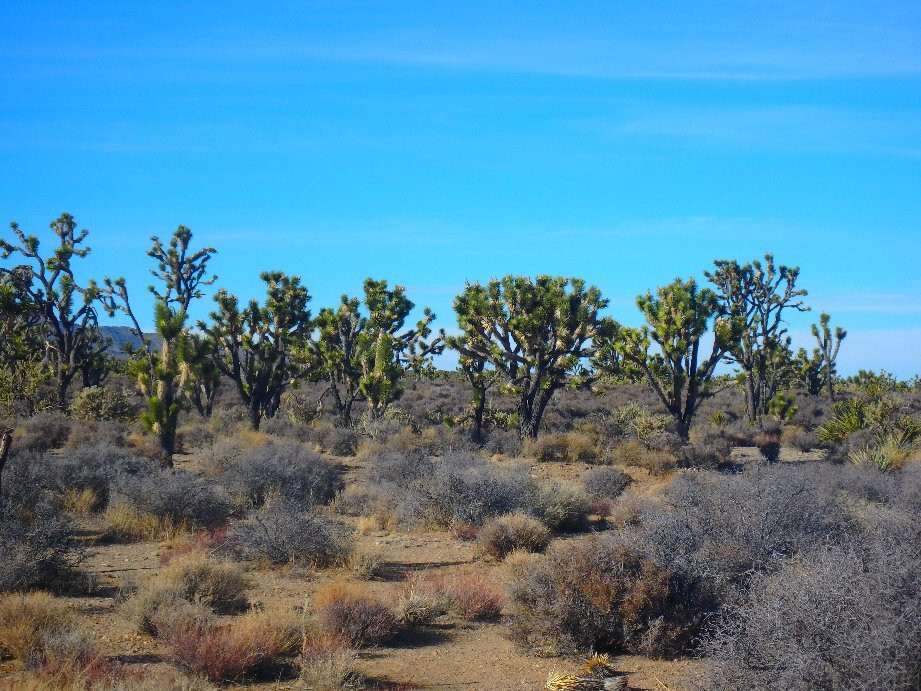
[794, 346, 825, 396]
[706, 254, 808, 424]
[204, 271, 314, 429]
[448, 275, 612, 439]
[457, 354, 499, 443]
[0, 427, 12, 499]
[812, 313, 846, 400]
[312, 279, 443, 425]
[103, 226, 216, 465]
[607, 277, 738, 441]
[0, 214, 108, 407]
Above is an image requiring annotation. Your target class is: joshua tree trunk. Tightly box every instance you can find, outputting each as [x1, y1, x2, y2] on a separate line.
[0, 428, 13, 500]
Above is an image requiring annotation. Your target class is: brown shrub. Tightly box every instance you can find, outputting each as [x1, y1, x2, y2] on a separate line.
[162, 613, 296, 682]
[523, 432, 601, 463]
[478, 513, 552, 560]
[506, 537, 706, 657]
[160, 552, 249, 613]
[533, 482, 592, 531]
[609, 439, 677, 475]
[395, 574, 452, 626]
[300, 634, 361, 690]
[0, 592, 109, 682]
[444, 571, 504, 621]
[314, 583, 400, 647]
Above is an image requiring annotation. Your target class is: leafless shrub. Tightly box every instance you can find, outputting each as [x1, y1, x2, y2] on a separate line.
[228, 500, 352, 567]
[221, 442, 341, 509]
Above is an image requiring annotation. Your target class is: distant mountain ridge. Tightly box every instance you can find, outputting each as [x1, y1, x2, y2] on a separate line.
[100, 326, 162, 357]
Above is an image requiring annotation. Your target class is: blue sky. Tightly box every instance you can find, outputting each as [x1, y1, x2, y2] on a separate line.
[2, 1, 920, 375]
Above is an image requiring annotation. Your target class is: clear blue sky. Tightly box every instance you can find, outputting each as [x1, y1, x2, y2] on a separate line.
[2, 1, 920, 375]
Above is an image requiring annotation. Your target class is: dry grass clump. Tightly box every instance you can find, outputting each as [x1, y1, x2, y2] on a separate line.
[159, 552, 249, 614]
[299, 633, 362, 690]
[313, 582, 400, 648]
[444, 570, 504, 621]
[533, 481, 592, 531]
[523, 432, 601, 463]
[396, 574, 453, 626]
[162, 612, 297, 683]
[122, 583, 216, 638]
[477, 513, 552, 560]
[122, 552, 250, 638]
[102, 501, 190, 542]
[394, 570, 503, 624]
[349, 550, 387, 580]
[0, 592, 116, 683]
[609, 439, 677, 475]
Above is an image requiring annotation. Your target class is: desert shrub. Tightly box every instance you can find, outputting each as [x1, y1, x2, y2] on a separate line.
[43, 444, 152, 510]
[368, 451, 534, 528]
[444, 571, 504, 621]
[628, 463, 850, 601]
[349, 550, 386, 580]
[69, 386, 137, 422]
[300, 634, 362, 690]
[523, 434, 568, 462]
[0, 498, 83, 593]
[228, 500, 352, 567]
[15, 412, 71, 454]
[478, 513, 552, 559]
[532, 481, 591, 531]
[755, 429, 782, 462]
[0, 591, 74, 665]
[111, 466, 229, 532]
[396, 574, 452, 626]
[583, 467, 632, 500]
[162, 612, 295, 682]
[609, 439, 677, 475]
[122, 584, 216, 638]
[159, 553, 249, 614]
[314, 584, 400, 647]
[315, 426, 359, 456]
[705, 536, 921, 690]
[481, 429, 521, 457]
[506, 537, 706, 657]
[676, 430, 733, 470]
[221, 442, 341, 509]
[523, 432, 601, 464]
[64, 418, 130, 450]
[785, 425, 818, 452]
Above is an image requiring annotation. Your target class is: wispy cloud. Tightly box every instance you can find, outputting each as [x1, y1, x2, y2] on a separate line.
[810, 292, 921, 315]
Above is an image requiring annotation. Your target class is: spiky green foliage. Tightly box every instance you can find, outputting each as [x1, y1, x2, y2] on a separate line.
[706, 254, 808, 424]
[812, 312, 846, 400]
[448, 275, 613, 439]
[0, 214, 109, 407]
[607, 277, 738, 440]
[312, 278, 443, 425]
[794, 346, 825, 396]
[103, 227, 216, 464]
[204, 271, 313, 429]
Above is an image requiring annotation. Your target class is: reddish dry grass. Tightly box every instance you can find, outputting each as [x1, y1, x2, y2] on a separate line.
[314, 583, 400, 648]
[163, 614, 294, 682]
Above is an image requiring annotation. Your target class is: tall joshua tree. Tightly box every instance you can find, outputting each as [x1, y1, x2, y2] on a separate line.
[706, 254, 808, 424]
[312, 279, 443, 425]
[103, 226, 216, 465]
[606, 277, 738, 441]
[812, 313, 846, 400]
[0, 214, 109, 408]
[204, 271, 314, 429]
[448, 275, 612, 439]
